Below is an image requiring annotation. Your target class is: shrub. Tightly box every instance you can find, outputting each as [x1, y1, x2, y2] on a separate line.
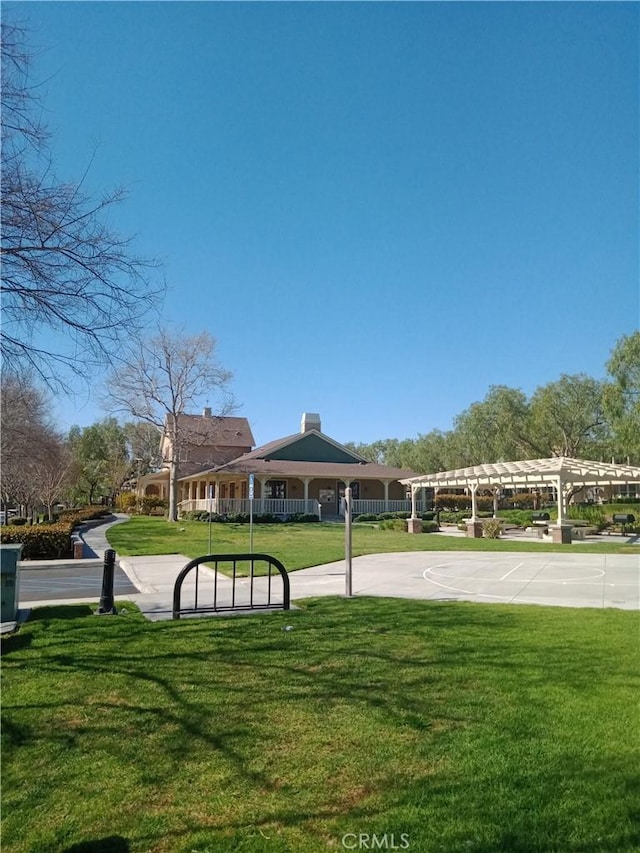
[9, 517, 28, 526]
[498, 509, 534, 528]
[482, 519, 503, 539]
[116, 493, 137, 512]
[422, 520, 439, 533]
[139, 496, 168, 515]
[379, 519, 407, 532]
[0, 522, 73, 559]
[354, 513, 377, 522]
[505, 492, 538, 509]
[569, 505, 607, 530]
[59, 506, 111, 525]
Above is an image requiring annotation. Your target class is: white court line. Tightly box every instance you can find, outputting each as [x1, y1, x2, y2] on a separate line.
[499, 562, 524, 581]
[425, 565, 605, 585]
[422, 565, 515, 601]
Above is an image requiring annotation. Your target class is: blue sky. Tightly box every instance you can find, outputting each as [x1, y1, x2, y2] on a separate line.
[7, 1, 639, 447]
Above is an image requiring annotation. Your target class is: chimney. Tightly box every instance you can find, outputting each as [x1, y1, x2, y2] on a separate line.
[301, 412, 321, 433]
[203, 407, 212, 418]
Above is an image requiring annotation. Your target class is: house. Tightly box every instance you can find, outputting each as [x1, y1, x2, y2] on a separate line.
[137, 409, 254, 499]
[176, 412, 422, 519]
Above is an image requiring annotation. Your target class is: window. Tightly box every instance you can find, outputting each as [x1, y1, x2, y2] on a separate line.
[229, 483, 236, 499]
[220, 483, 227, 499]
[241, 481, 247, 499]
[266, 480, 287, 499]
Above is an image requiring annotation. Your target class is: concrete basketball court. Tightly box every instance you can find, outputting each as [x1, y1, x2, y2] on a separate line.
[285, 551, 640, 610]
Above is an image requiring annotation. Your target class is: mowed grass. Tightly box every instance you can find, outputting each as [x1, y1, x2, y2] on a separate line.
[1, 598, 638, 853]
[106, 516, 639, 574]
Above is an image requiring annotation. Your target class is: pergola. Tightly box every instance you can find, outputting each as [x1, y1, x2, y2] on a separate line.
[401, 457, 640, 527]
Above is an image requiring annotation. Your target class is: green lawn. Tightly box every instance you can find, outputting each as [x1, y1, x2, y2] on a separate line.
[106, 516, 639, 575]
[2, 598, 638, 852]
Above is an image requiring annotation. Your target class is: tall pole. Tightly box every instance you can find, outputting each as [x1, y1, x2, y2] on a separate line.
[249, 473, 255, 553]
[345, 486, 353, 596]
[208, 485, 213, 554]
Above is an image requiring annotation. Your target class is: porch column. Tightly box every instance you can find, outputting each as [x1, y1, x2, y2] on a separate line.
[258, 476, 270, 513]
[302, 478, 311, 512]
[410, 484, 417, 519]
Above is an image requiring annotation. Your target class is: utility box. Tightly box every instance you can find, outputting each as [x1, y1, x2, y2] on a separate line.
[1, 544, 22, 624]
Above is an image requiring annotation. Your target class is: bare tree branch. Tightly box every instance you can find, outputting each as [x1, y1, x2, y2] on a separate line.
[105, 327, 236, 521]
[1, 19, 163, 391]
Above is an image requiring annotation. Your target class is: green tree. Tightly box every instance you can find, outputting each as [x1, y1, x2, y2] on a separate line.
[603, 332, 640, 462]
[69, 418, 129, 505]
[528, 374, 610, 458]
[453, 386, 540, 464]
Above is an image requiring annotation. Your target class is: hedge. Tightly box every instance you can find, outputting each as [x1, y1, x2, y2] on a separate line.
[0, 506, 111, 559]
[0, 522, 73, 559]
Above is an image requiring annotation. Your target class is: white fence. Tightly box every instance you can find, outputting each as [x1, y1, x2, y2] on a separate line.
[179, 498, 320, 517]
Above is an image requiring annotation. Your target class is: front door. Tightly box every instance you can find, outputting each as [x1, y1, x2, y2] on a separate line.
[319, 488, 337, 516]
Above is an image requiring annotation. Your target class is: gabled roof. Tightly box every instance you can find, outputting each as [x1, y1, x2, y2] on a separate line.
[165, 414, 254, 448]
[401, 457, 640, 489]
[234, 429, 368, 464]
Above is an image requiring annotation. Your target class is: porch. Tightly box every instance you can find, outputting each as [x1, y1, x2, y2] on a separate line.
[179, 498, 320, 516]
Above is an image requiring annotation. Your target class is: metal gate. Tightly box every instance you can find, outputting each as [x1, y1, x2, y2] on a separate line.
[172, 553, 290, 620]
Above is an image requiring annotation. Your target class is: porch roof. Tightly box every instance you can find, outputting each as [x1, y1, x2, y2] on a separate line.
[178, 458, 418, 483]
[400, 457, 640, 490]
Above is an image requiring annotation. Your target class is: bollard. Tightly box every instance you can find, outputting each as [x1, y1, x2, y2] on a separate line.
[96, 548, 117, 615]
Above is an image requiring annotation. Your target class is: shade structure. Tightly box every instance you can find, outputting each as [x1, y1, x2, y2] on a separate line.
[400, 457, 640, 525]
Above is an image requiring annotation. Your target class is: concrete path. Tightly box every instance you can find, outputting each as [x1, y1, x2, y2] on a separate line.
[7, 516, 639, 626]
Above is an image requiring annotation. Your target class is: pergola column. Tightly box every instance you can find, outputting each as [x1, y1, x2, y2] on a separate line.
[407, 484, 423, 533]
[556, 476, 565, 525]
[492, 488, 500, 519]
[470, 484, 479, 522]
[465, 484, 483, 538]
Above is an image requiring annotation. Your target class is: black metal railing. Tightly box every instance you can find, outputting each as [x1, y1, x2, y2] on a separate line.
[172, 553, 290, 620]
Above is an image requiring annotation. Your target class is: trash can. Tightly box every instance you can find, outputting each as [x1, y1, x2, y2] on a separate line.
[1, 544, 22, 624]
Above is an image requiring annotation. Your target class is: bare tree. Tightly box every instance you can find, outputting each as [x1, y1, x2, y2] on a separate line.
[105, 327, 235, 521]
[33, 432, 73, 520]
[0, 19, 162, 390]
[0, 374, 67, 518]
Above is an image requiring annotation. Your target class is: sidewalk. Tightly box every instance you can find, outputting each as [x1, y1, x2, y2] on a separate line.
[5, 516, 637, 631]
[80, 517, 192, 620]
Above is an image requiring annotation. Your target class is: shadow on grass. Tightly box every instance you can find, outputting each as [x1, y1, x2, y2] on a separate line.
[3, 596, 638, 852]
[0, 630, 32, 656]
[63, 837, 130, 853]
[30, 604, 96, 621]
